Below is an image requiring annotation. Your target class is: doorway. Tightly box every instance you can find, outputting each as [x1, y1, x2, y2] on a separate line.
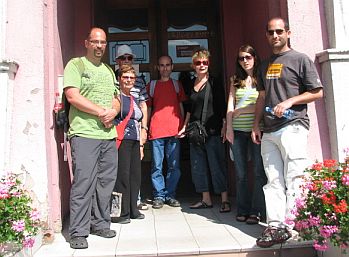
[95, 0, 224, 199]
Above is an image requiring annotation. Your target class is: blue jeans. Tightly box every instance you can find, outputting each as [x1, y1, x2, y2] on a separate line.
[231, 130, 267, 217]
[151, 137, 181, 200]
[190, 135, 227, 194]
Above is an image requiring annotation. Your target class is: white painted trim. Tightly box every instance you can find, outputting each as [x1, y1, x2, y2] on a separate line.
[316, 49, 349, 161]
[0, 60, 18, 174]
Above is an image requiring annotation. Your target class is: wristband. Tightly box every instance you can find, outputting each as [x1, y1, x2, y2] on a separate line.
[141, 125, 148, 131]
[140, 145, 144, 148]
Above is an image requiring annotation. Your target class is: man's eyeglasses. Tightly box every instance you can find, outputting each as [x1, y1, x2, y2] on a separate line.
[118, 55, 133, 61]
[238, 55, 253, 62]
[89, 40, 107, 46]
[121, 75, 136, 80]
[194, 60, 209, 66]
[267, 29, 285, 36]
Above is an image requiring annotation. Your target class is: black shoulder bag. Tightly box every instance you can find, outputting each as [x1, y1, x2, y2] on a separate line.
[185, 81, 210, 146]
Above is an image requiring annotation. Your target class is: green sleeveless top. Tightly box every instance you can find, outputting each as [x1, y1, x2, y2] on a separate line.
[232, 87, 258, 132]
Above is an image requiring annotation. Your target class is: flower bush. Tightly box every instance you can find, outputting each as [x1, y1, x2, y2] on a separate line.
[0, 173, 40, 255]
[293, 149, 349, 252]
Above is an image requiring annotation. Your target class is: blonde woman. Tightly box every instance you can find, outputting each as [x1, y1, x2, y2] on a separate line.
[179, 49, 230, 212]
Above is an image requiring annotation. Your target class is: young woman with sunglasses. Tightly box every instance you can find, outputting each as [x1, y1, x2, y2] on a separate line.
[226, 45, 267, 224]
[178, 49, 230, 212]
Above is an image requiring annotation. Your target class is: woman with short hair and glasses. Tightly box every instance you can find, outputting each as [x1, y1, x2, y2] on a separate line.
[226, 45, 267, 224]
[178, 49, 230, 212]
[111, 64, 145, 224]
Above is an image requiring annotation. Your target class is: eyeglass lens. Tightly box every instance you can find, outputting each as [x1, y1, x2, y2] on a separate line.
[119, 55, 133, 61]
[194, 60, 209, 66]
[267, 29, 285, 36]
[121, 76, 135, 80]
[238, 55, 253, 62]
[89, 40, 107, 45]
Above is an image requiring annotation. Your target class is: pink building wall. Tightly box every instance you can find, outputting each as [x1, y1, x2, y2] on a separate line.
[287, 0, 331, 160]
[5, 0, 62, 231]
[3, 0, 94, 232]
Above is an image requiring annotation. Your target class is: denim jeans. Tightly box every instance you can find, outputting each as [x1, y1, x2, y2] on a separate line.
[261, 123, 309, 228]
[190, 135, 227, 194]
[231, 131, 267, 217]
[151, 137, 181, 200]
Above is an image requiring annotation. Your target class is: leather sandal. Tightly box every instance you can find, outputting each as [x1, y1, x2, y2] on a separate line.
[219, 201, 231, 213]
[246, 215, 260, 224]
[70, 236, 88, 249]
[189, 200, 213, 209]
[256, 225, 291, 248]
[236, 214, 248, 222]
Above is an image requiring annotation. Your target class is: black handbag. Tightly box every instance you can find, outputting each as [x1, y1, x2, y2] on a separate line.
[185, 81, 210, 146]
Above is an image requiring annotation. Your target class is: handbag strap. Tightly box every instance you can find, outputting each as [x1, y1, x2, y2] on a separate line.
[118, 94, 134, 127]
[123, 95, 134, 122]
[201, 80, 211, 125]
[235, 88, 254, 109]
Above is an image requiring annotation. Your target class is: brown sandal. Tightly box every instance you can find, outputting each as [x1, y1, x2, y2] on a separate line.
[256, 225, 291, 248]
[246, 215, 260, 224]
[189, 200, 213, 209]
[219, 201, 231, 213]
[236, 215, 248, 222]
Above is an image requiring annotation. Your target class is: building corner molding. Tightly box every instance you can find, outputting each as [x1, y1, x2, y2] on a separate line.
[0, 59, 19, 75]
[316, 49, 349, 63]
[316, 48, 349, 161]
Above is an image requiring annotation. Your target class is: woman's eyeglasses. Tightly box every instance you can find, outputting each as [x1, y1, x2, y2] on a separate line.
[121, 76, 136, 80]
[118, 55, 133, 61]
[238, 55, 253, 62]
[267, 29, 285, 36]
[194, 60, 209, 66]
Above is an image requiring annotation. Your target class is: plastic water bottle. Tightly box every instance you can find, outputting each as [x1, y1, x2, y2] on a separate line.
[265, 106, 295, 119]
[53, 92, 63, 113]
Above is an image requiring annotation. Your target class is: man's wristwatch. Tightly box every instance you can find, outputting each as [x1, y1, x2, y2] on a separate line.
[141, 125, 148, 131]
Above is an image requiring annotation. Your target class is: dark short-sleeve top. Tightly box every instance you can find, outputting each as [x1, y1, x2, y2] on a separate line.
[257, 49, 323, 132]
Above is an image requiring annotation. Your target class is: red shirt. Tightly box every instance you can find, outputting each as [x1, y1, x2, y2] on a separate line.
[146, 79, 187, 140]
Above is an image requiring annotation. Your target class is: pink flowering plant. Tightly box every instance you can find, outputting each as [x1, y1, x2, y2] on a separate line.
[0, 173, 40, 254]
[293, 148, 349, 252]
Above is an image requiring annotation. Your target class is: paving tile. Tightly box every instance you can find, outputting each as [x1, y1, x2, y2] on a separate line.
[34, 233, 74, 257]
[116, 216, 157, 256]
[155, 211, 199, 256]
[74, 235, 116, 257]
[190, 225, 241, 254]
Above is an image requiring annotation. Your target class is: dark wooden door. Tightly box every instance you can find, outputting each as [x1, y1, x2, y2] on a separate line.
[94, 0, 224, 199]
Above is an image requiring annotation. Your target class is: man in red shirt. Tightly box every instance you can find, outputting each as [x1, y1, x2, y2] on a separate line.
[147, 55, 187, 209]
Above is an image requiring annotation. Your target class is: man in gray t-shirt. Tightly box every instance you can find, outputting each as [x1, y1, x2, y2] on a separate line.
[252, 17, 323, 248]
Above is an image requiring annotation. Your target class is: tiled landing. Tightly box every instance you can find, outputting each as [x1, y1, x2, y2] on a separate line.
[34, 199, 317, 257]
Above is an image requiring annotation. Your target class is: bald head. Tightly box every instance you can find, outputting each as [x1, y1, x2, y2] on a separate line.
[85, 27, 107, 64]
[87, 27, 106, 40]
[157, 55, 173, 81]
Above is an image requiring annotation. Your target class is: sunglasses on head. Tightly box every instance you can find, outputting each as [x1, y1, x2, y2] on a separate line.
[238, 55, 253, 62]
[118, 55, 133, 61]
[194, 60, 209, 66]
[267, 29, 285, 36]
